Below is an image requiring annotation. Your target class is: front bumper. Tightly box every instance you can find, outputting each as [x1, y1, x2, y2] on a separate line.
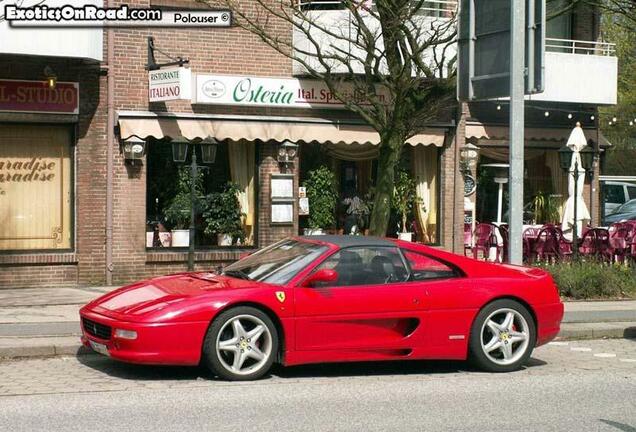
[80, 309, 209, 366]
[534, 302, 565, 346]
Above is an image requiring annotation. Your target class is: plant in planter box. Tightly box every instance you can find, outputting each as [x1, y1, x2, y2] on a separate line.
[303, 166, 338, 234]
[203, 182, 245, 246]
[163, 167, 204, 247]
[393, 169, 420, 241]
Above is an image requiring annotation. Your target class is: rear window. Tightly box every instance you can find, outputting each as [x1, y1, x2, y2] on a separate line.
[401, 250, 458, 281]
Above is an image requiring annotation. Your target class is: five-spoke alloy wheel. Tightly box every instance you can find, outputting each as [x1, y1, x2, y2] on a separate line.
[469, 299, 536, 372]
[203, 306, 278, 381]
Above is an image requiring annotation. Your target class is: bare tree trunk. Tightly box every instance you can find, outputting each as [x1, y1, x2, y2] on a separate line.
[368, 133, 405, 236]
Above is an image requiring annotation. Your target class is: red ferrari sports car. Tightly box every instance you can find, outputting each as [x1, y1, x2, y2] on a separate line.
[80, 236, 564, 380]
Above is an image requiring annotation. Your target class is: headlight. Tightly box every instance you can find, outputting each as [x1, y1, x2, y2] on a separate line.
[114, 329, 138, 340]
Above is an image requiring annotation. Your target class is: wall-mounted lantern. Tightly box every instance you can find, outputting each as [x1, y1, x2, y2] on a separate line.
[44, 66, 57, 90]
[122, 136, 146, 163]
[277, 141, 298, 165]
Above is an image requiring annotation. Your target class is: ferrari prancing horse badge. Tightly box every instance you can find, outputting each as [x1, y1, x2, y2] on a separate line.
[275, 291, 286, 303]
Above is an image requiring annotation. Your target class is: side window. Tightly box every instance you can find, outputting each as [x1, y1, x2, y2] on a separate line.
[313, 247, 409, 287]
[401, 250, 458, 281]
[604, 185, 624, 204]
[627, 186, 636, 201]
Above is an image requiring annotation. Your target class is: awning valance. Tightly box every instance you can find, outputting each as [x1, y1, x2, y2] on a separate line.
[465, 124, 612, 148]
[118, 114, 447, 147]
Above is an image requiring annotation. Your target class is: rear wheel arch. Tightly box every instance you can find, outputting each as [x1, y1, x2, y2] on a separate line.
[206, 301, 286, 363]
[473, 295, 538, 335]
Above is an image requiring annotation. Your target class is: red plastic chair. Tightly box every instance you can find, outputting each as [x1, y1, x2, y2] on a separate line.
[534, 225, 572, 263]
[579, 228, 613, 262]
[522, 227, 541, 264]
[609, 223, 632, 263]
[464, 223, 473, 257]
[472, 223, 500, 261]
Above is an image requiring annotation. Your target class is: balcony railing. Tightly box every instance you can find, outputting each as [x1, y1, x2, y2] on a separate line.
[297, 0, 458, 15]
[545, 38, 616, 56]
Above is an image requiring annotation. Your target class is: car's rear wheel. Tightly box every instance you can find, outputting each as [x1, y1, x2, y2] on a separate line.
[202, 306, 278, 381]
[469, 299, 536, 372]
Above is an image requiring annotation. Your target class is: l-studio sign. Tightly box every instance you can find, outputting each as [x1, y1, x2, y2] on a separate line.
[148, 66, 192, 102]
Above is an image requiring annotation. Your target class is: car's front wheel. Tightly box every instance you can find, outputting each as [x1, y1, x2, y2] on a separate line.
[203, 306, 278, 381]
[469, 299, 536, 372]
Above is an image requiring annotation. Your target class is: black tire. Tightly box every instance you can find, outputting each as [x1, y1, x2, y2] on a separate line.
[469, 299, 536, 372]
[202, 306, 279, 381]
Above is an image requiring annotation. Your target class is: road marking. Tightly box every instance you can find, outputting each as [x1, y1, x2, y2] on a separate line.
[619, 358, 636, 363]
[593, 353, 617, 358]
[570, 347, 592, 352]
[548, 341, 569, 346]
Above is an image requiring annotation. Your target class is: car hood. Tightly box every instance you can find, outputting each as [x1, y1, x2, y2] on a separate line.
[605, 212, 635, 223]
[83, 272, 254, 320]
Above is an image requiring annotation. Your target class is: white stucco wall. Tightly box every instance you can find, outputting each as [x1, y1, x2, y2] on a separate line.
[0, 0, 103, 61]
[528, 52, 618, 105]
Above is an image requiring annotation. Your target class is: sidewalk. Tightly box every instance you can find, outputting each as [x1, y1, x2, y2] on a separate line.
[0, 287, 634, 360]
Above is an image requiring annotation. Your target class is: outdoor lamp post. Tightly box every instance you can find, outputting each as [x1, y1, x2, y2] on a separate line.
[558, 140, 595, 257]
[171, 138, 218, 270]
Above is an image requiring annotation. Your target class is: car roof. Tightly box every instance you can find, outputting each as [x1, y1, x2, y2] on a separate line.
[299, 235, 397, 248]
[605, 181, 636, 186]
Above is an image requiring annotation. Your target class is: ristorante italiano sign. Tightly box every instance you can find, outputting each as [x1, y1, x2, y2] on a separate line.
[0, 80, 79, 114]
[193, 74, 388, 109]
[148, 66, 192, 102]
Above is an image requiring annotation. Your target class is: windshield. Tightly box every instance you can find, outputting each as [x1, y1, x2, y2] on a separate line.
[614, 200, 636, 214]
[222, 239, 328, 285]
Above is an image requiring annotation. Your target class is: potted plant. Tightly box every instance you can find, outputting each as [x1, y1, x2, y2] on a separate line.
[532, 191, 561, 224]
[203, 182, 245, 246]
[393, 169, 420, 242]
[303, 166, 338, 235]
[163, 167, 204, 247]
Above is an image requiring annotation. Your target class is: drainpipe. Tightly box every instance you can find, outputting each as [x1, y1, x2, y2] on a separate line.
[105, 0, 114, 285]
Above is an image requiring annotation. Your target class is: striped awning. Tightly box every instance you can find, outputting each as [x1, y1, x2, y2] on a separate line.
[118, 112, 447, 147]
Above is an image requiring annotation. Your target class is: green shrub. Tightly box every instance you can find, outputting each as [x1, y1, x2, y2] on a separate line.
[203, 182, 245, 243]
[303, 166, 338, 230]
[536, 260, 636, 300]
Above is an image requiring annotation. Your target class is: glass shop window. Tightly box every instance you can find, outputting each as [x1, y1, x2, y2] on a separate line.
[146, 139, 256, 249]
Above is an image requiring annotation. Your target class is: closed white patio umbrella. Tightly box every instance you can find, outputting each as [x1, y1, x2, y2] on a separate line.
[561, 123, 591, 240]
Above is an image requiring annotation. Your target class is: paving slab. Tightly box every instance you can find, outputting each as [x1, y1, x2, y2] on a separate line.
[0, 287, 112, 307]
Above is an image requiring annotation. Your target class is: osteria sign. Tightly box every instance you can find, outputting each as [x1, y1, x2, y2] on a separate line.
[148, 66, 192, 102]
[193, 74, 387, 109]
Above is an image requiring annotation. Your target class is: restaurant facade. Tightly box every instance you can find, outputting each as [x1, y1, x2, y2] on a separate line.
[0, 0, 614, 288]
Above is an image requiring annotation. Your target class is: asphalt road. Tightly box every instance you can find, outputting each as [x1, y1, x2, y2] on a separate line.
[0, 339, 635, 432]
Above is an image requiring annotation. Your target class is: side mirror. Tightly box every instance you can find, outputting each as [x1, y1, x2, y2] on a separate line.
[302, 269, 338, 287]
